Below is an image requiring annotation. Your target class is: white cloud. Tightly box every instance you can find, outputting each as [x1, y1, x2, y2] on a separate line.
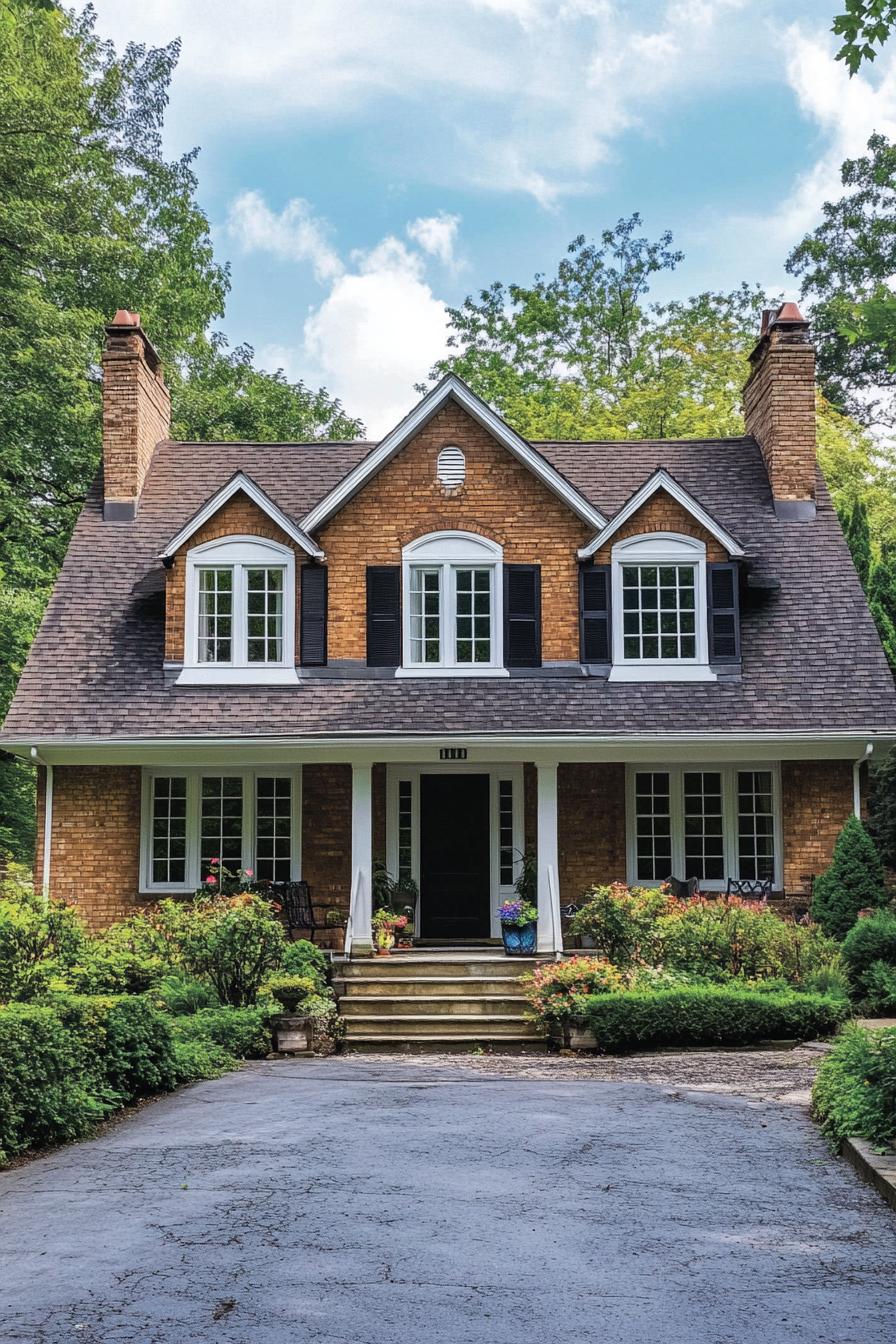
[226, 191, 344, 283]
[406, 212, 461, 267]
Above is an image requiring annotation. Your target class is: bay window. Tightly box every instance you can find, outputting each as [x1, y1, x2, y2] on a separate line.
[399, 531, 506, 675]
[142, 768, 301, 892]
[627, 765, 780, 890]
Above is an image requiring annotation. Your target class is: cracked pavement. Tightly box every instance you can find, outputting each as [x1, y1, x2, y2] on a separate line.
[1, 1053, 895, 1343]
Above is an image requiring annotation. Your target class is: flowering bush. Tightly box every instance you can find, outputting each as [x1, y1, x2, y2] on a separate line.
[498, 898, 538, 928]
[522, 956, 624, 1026]
[568, 883, 670, 967]
[196, 861, 256, 897]
[156, 891, 285, 1007]
[655, 896, 840, 984]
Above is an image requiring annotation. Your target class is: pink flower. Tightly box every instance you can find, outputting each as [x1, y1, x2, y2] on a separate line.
[209, 858, 219, 866]
[205, 875, 217, 886]
[244, 868, 254, 878]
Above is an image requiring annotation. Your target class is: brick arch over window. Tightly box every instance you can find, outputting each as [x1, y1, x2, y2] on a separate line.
[591, 489, 729, 565]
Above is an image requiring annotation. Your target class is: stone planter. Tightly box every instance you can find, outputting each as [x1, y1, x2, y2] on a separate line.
[549, 1016, 598, 1051]
[271, 1014, 313, 1054]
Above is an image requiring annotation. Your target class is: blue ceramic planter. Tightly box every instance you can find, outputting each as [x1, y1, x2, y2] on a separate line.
[501, 920, 537, 955]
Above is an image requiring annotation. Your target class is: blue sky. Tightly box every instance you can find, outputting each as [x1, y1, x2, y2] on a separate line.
[84, 0, 896, 434]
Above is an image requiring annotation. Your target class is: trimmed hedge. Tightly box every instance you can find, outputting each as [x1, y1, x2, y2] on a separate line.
[812, 1024, 896, 1150]
[50, 993, 178, 1099]
[580, 986, 849, 1053]
[170, 1006, 271, 1060]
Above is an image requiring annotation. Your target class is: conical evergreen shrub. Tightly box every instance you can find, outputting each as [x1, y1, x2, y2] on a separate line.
[811, 814, 885, 939]
[869, 747, 896, 872]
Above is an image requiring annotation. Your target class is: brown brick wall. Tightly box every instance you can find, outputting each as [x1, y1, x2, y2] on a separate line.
[164, 494, 304, 662]
[101, 328, 170, 509]
[743, 324, 816, 504]
[591, 492, 727, 564]
[781, 760, 854, 892]
[300, 764, 351, 949]
[35, 765, 143, 930]
[558, 763, 627, 898]
[317, 403, 594, 663]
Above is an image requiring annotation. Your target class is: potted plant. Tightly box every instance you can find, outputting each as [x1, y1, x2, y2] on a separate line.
[498, 897, 539, 955]
[372, 861, 418, 950]
[324, 907, 347, 954]
[372, 907, 404, 955]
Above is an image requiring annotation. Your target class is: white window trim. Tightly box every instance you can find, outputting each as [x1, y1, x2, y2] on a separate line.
[385, 763, 524, 938]
[396, 530, 509, 678]
[140, 766, 302, 894]
[178, 535, 298, 686]
[609, 532, 716, 683]
[625, 763, 783, 892]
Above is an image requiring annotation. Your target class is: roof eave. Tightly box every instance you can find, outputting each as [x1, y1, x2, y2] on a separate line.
[159, 471, 325, 562]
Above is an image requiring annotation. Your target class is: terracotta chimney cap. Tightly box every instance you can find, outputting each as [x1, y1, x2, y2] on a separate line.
[772, 301, 806, 325]
[109, 309, 140, 327]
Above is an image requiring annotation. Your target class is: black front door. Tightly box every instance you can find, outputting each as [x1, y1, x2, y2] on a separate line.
[419, 773, 491, 940]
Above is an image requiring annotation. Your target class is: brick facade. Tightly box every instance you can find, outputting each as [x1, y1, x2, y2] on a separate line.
[558, 764, 628, 896]
[591, 492, 728, 565]
[101, 321, 170, 514]
[781, 760, 854, 892]
[743, 317, 816, 506]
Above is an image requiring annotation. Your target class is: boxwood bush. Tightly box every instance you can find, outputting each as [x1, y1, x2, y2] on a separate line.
[50, 993, 178, 1100]
[580, 986, 849, 1053]
[169, 1005, 271, 1060]
[812, 1024, 896, 1150]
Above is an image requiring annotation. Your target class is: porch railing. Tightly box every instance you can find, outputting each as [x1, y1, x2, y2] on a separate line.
[547, 863, 563, 960]
[344, 868, 360, 960]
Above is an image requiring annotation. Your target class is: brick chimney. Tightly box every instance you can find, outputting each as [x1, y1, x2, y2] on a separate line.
[101, 310, 170, 521]
[743, 302, 817, 520]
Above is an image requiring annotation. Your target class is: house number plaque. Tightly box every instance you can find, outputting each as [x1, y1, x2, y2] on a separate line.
[439, 747, 468, 760]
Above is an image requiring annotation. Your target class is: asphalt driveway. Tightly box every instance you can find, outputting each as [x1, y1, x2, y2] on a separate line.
[1, 1055, 895, 1344]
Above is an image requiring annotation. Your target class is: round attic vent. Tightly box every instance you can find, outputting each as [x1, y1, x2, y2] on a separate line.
[437, 444, 465, 489]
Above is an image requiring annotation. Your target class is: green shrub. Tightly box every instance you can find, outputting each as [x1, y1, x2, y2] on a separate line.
[170, 1006, 271, 1060]
[811, 815, 885, 938]
[157, 891, 285, 1006]
[263, 973, 320, 1012]
[0, 1003, 106, 1162]
[656, 898, 840, 984]
[300, 993, 344, 1055]
[580, 986, 849, 1053]
[568, 884, 669, 967]
[152, 973, 219, 1015]
[812, 1024, 896, 1149]
[842, 909, 896, 1006]
[868, 746, 896, 872]
[0, 879, 85, 1002]
[50, 994, 178, 1100]
[804, 963, 852, 1000]
[860, 961, 896, 1013]
[63, 914, 170, 995]
[171, 1037, 235, 1083]
[521, 957, 625, 1027]
[281, 939, 328, 986]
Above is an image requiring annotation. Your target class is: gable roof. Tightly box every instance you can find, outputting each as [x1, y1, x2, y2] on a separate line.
[159, 470, 324, 561]
[577, 467, 745, 560]
[299, 374, 608, 534]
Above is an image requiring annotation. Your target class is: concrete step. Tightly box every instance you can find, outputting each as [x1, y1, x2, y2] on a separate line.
[342, 1014, 543, 1038]
[340, 994, 529, 1017]
[335, 975, 531, 998]
[342, 1036, 548, 1054]
[337, 956, 542, 980]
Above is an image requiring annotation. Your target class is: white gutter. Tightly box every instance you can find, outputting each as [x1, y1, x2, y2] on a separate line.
[30, 746, 52, 905]
[854, 742, 874, 818]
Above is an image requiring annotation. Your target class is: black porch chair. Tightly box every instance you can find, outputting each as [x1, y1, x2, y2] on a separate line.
[666, 875, 698, 900]
[725, 876, 772, 902]
[271, 880, 322, 943]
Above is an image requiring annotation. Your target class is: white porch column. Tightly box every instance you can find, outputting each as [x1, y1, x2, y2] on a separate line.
[536, 761, 559, 953]
[350, 763, 374, 955]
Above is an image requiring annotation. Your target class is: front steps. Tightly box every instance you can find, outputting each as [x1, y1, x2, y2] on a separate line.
[333, 951, 549, 1052]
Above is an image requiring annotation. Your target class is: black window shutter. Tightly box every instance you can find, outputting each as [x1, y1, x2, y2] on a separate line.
[708, 562, 740, 662]
[580, 564, 611, 663]
[503, 565, 541, 668]
[300, 565, 327, 666]
[366, 566, 401, 666]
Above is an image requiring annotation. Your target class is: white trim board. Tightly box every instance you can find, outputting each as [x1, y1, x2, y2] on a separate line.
[578, 468, 745, 560]
[160, 472, 324, 562]
[300, 374, 608, 534]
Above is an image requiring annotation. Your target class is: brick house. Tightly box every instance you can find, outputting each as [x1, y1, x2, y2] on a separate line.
[3, 304, 896, 957]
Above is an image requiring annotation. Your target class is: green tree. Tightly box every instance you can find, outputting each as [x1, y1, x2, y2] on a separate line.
[811, 815, 886, 939]
[869, 747, 896, 870]
[833, 2, 896, 74]
[845, 499, 873, 585]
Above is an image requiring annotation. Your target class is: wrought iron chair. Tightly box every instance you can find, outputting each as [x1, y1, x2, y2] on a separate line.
[666, 875, 698, 900]
[271, 880, 321, 943]
[725, 876, 772, 902]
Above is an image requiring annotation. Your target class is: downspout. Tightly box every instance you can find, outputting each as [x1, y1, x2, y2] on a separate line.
[30, 747, 52, 906]
[854, 742, 873, 819]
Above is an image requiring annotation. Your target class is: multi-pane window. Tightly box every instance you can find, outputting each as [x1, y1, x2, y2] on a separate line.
[683, 771, 724, 881]
[246, 569, 283, 663]
[410, 568, 441, 664]
[499, 779, 514, 885]
[737, 770, 775, 881]
[255, 776, 292, 883]
[151, 776, 187, 885]
[629, 767, 779, 889]
[633, 772, 673, 880]
[455, 568, 492, 664]
[143, 770, 299, 891]
[197, 569, 233, 663]
[397, 780, 413, 882]
[621, 564, 697, 661]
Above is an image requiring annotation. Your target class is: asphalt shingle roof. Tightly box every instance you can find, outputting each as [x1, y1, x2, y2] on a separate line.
[4, 433, 896, 743]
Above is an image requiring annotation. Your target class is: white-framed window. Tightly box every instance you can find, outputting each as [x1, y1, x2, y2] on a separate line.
[397, 531, 508, 676]
[626, 764, 782, 891]
[609, 533, 715, 682]
[178, 535, 297, 685]
[140, 767, 302, 893]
